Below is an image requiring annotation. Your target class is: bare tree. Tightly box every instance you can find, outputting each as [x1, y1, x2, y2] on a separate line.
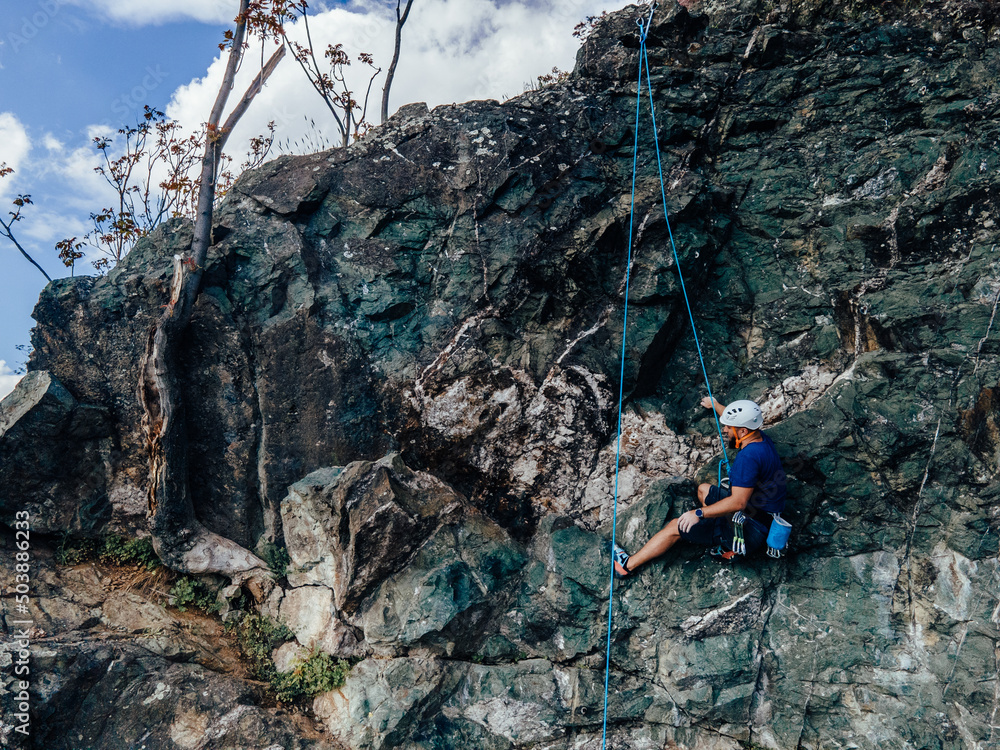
[64, 109, 275, 274]
[137, 0, 285, 582]
[278, 1, 381, 147]
[380, 0, 415, 124]
[86, 107, 202, 272]
[0, 165, 52, 282]
[277, 1, 414, 144]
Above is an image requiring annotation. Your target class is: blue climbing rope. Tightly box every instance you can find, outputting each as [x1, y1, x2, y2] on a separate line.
[599, 8, 648, 748]
[641, 38, 731, 472]
[601, 6, 731, 747]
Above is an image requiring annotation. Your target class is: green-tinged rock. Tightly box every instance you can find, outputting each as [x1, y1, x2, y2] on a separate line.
[280, 454, 463, 613]
[359, 514, 525, 649]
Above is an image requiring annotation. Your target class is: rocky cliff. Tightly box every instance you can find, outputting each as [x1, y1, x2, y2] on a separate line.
[2, 1, 1000, 747]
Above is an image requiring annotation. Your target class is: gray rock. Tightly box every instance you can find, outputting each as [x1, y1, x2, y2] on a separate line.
[357, 513, 525, 650]
[0, 531, 332, 750]
[22, 642, 336, 750]
[0, 371, 112, 534]
[281, 454, 463, 612]
[278, 453, 524, 656]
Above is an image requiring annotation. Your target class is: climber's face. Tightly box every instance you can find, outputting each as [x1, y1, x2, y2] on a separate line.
[723, 424, 748, 449]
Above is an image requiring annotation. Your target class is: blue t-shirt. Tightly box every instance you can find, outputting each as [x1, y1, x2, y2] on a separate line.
[729, 433, 786, 514]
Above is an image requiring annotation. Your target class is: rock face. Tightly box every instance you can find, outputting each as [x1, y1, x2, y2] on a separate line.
[0, 372, 113, 534]
[3, 1, 1000, 748]
[272, 455, 525, 657]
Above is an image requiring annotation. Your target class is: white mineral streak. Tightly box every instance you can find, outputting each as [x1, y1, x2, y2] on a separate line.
[850, 550, 900, 637]
[423, 378, 522, 439]
[409, 310, 495, 409]
[929, 543, 976, 622]
[464, 698, 548, 743]
[757, 364, 838, 422]
[410, 309, 615, 514]
[583, 410, 711, 525]
[142, 681, 172, 705]
[680, 592, 753, 638]
[201, 706, 257, 741]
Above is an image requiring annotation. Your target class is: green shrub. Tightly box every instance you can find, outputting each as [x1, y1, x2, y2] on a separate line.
[226, 613, 348, 702]
[227, 613, 294, 681]
[55, 533, 160, 570]
[260, 541, 291, 578]
[169, 576, 220, 613]
[273, 651, 350, 702]
[55, 535, 99, 565]
[100, 535, 160, 570]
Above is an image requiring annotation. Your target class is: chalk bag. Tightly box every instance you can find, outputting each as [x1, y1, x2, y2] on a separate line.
[766, 514, 792, 558]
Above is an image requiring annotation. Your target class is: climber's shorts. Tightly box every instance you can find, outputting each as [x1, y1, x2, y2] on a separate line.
[679, 484, 768, 554]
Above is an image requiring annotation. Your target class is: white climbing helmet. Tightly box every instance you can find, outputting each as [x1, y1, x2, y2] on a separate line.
[720, 400, 764, 431]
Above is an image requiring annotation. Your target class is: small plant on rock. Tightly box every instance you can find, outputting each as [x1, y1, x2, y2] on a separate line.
[226, 612, 350, 702]
[100, 534, 160, 570]
[273, 651, 350, 702]
[227, 612, 294, 681]
[55, 533, 161, 571]
[259, 541, 291, 578]
[169, 576, 220, 613]
[55, 535, 100, 566]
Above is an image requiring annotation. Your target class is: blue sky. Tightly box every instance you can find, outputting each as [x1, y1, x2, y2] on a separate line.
[1, 0, 228, 397]
[0, 0, 627, 399]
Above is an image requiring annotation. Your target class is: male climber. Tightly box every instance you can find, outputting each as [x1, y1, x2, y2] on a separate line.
[613, 398, 786, 575]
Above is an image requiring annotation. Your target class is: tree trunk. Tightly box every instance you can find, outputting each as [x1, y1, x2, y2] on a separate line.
[381, 0, 414, 124]
[138, 3, 285, 580]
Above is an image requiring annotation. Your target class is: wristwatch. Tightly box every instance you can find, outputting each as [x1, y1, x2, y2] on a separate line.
[695, 508, 704, 518]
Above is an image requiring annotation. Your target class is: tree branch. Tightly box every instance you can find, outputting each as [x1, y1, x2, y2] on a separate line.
[381, 0, 414, 124]
[0, 221, 52, 282]
[218, 45, 286, 153]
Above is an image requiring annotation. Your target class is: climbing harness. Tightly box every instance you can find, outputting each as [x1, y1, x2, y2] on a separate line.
[601, 5, 735, 748]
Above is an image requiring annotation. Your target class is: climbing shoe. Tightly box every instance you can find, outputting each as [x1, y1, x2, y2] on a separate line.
[613, 543, 631, 576]
[709, 545, 738, 562]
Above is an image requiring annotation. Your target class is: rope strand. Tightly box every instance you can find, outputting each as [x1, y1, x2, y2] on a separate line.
[641, 44, 730, 472]
[599, 12, 648, 748]
[601, 7, 729, 746]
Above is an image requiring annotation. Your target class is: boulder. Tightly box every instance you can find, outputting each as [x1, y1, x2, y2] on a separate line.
[18, 642, 336, 750]
[0, 371, 112, 534]
[279, 454, 525, 656]
[357, 513, 525, 650]
[280, 454, 463, 612]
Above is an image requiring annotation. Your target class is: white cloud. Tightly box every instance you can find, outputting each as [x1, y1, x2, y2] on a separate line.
[0, 361, 22, 402]
[164, 0, 626, 161]
[2, 118, 118, 272]
[1, 0, 625, 279]
[21, 207, 90, 245]
[50, 137, 113, 206]
[0, 112, 31, 199]
[67, 0, 236, 26]
[43, 134, 65, 153]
